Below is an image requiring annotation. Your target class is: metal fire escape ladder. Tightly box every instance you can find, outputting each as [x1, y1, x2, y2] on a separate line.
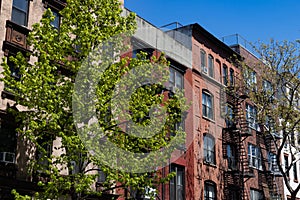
[264, 120, 282, 200]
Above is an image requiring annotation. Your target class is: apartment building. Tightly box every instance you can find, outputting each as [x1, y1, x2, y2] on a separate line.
[165, 23, 241, 200]
[164, 26, 287, 200]
[0, 0, 194, 199]
[0, 0, 297, 200]
[0, 0, 58, 198]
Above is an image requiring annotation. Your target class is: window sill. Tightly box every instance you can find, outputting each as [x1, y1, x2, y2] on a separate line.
[249, 166, 263, 171]
[203, 161, 217, 168]
[202, 116, 215, 123]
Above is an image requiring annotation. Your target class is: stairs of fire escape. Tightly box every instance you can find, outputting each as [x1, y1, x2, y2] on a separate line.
[235, 100, 254, 200]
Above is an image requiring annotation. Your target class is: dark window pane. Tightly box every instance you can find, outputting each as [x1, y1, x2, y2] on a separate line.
[50, 10, 60, 29]
[170, 165, 184, 200]
[13, 0, 28, 11]
[11, 9, 27, 26]
[208, 55, 214, 77]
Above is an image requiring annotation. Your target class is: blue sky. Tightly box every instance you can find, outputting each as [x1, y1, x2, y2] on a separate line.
[125, 0, 300, 45]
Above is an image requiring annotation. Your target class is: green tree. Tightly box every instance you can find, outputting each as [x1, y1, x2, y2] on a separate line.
[1, 0, 186, 199]
[240, 40, 300, 200]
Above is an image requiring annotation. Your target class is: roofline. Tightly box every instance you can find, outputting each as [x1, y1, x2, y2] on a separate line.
[191, 23, 242, 59]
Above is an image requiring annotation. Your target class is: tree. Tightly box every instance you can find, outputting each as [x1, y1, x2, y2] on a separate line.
[1, 0, 186, 199]
[239, 40, 300, 200]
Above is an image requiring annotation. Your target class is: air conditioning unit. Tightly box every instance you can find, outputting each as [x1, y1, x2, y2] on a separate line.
[0, 152, 15, 163]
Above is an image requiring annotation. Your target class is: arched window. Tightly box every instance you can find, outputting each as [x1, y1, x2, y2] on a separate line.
[229, 68, 234, 86]
[208, 54, 214, 78]
[204, 180, 216, 200]
[222, 64, 228, 86]
[200, 49, 207, 73]
[203, 133, 215, 164]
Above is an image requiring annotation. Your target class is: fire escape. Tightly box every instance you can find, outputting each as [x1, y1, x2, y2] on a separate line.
[259, 116, 282, 200]
[222, 80, 254, 200]
[222, 77, 283, 200]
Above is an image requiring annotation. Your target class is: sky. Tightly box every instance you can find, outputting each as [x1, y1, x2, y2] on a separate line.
[124, 0, 300, 45]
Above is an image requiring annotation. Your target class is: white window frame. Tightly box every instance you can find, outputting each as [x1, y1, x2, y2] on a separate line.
[248, 143, 262, 170]
[246, 104, 257, 130]
[202, 91, 213, 119]
[169, 67, 184, 91]
[268, 152, 279, 172]
[245, 69, 257, 91]
[204, 134, 215, 164]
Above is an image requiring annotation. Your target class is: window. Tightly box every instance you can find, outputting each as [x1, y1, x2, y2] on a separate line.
[7, 55, 20, 80]
[265, 115, 276, 134]
[227, 144, 237, 170]
[263, 80, 272, 93]
[170, 165, 184, 200]
[225, 104, 234, 127]
[202, 91, 213, 119]
[293, 162, 298, 181]
[0, 117, 17, 163]
[36, 135, 53, 173]
[204, 181, 216, 200]
[284, 155, 289, 178]
[132, 48, 151, 59]
[97, 169, 106, 183]
[171, 120, 185, 150]
[250, 189, 264, 200]
[248, 144, 262, 170]
[245, 68, 257, 91]
[200, 49, 207, 73]
[229, 68, 234, 86]
[169, 67, 183, 90]
[228, 187, 240, 200]
[216, 59, 221, 82]
[268, 152, 279, 172]
[50, 9, 60, 29]
[208, 54, 214, 77]
[203, 133, 215, 164]
[11, 0, 29, 26]
[290, 133, 296, 146]
[222, 64, 228, 86]
[171, 120, 185, 136]
[246, 104, 257, 130]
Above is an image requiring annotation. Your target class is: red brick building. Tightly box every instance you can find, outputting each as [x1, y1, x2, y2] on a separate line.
[161, 25, 285, 200]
